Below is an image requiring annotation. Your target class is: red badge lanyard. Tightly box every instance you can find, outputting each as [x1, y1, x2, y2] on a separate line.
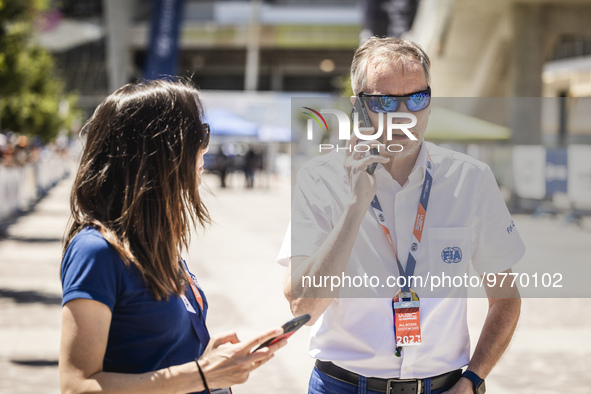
[183, 266, 204, 310]
[370, 153, 433, 353]
[180, 258, 210, 344]
[369, 152, 433, 296]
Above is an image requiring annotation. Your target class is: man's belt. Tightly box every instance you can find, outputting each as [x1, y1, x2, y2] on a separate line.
[315, 360, 462, 394]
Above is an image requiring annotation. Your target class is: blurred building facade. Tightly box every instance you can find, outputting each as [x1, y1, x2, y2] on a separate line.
[32, 0, 591, 210]
[43, 0, 591, 145]
[405, 0, 591, 145]
[406, 0, 591, 99]
[48, 0, 361, 114]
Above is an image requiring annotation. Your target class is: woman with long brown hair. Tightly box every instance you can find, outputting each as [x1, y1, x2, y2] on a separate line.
[59, 80, 285, 393]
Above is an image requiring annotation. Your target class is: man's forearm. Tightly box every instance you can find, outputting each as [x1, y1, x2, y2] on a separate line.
[466, 297, 521, 378]
[285, 201, 368, 322]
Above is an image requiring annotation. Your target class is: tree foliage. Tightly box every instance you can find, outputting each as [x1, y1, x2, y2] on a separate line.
[0, 0, 79, 142]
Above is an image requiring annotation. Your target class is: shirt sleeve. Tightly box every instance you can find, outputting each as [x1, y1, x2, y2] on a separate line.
[276, 222, 291, 267]
[277, 162, 336, 265]
[61, 231, 123, 310]
[471, 165, 526, 274]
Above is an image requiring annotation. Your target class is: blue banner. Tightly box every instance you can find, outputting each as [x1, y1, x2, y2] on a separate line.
[363, 0, 420, 38]
[145, 0, 185, 80]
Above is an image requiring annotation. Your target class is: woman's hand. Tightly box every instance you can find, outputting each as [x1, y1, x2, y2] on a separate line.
[197, 327, 287, 389]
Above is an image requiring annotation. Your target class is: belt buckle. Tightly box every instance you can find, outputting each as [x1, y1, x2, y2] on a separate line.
[386, 378, 422, 394]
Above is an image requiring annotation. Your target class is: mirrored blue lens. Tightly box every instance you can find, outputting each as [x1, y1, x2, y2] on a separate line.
[380, 97, 398, 112]
[406, 92, 430, 111]
[367, 97, 398, 113]
[362, 90, 430, 113]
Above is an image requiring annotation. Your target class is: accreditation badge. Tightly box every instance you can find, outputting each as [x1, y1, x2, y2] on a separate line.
[210, 389, 233, 394]
[393, 291, 422, 347]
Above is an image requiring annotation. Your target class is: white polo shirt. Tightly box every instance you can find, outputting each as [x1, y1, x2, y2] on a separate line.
[278, 141, 525, 379]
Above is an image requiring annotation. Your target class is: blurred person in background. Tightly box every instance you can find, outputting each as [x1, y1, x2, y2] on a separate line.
[244, 146, 257, 188]
[281, 37, 524, 394]
[215, 145, 230, 188]
[59, 80, 286, 394]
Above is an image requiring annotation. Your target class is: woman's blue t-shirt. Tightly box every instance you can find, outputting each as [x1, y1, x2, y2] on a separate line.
[61, 227, 208, 375]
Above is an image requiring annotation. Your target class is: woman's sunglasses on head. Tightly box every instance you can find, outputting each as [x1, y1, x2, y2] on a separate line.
[201, 123, 210, 148]
[359, 87, 431, 113]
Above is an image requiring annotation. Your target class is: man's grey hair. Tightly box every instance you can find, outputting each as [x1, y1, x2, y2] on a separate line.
[350, 37, 431, 95]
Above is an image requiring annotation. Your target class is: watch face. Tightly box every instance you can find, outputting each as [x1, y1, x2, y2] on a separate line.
[476, 380, 486, 394]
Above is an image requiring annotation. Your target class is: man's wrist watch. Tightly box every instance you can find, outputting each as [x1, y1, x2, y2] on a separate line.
[461, 370, 486, 394]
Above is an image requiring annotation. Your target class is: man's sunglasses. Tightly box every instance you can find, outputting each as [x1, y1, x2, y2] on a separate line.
[358, 87, 431, 113]
[201, 123, 210, 148]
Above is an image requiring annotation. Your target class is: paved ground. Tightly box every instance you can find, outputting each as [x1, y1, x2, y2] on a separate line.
[0, 171, 590, 393]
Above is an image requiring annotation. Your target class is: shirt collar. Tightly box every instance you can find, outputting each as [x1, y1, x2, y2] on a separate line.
[373, 140, 429, 184]
[408, 140, 429, 182]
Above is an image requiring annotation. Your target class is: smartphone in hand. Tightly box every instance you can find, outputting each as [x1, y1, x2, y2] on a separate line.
[353, 97, 379, 175]
[253, 314, 311, 352]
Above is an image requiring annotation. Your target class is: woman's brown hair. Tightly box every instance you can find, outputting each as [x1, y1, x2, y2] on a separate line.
[63, 79, 210, 300]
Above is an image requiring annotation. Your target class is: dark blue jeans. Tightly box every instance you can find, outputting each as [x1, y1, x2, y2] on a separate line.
[308, 366, 451, 394]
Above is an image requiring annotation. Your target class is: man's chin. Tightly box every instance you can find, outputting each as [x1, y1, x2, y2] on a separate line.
[385, 139, 421, 159]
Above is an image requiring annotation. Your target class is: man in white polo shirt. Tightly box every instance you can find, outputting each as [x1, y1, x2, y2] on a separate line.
[279, 37, 525, 394]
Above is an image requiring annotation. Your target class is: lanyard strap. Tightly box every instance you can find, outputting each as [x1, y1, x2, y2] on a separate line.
[183, 261, 204, 310]
[370, 155, 434, 294]
[181, 259, 211, 345]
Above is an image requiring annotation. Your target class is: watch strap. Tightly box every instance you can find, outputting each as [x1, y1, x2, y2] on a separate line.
[461, 370, 486, 393]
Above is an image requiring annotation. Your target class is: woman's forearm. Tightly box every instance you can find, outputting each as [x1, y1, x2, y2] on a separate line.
[61, 361, 203, 394]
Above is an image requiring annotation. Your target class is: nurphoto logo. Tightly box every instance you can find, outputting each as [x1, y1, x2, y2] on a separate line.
[302, 107, 417, 153]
